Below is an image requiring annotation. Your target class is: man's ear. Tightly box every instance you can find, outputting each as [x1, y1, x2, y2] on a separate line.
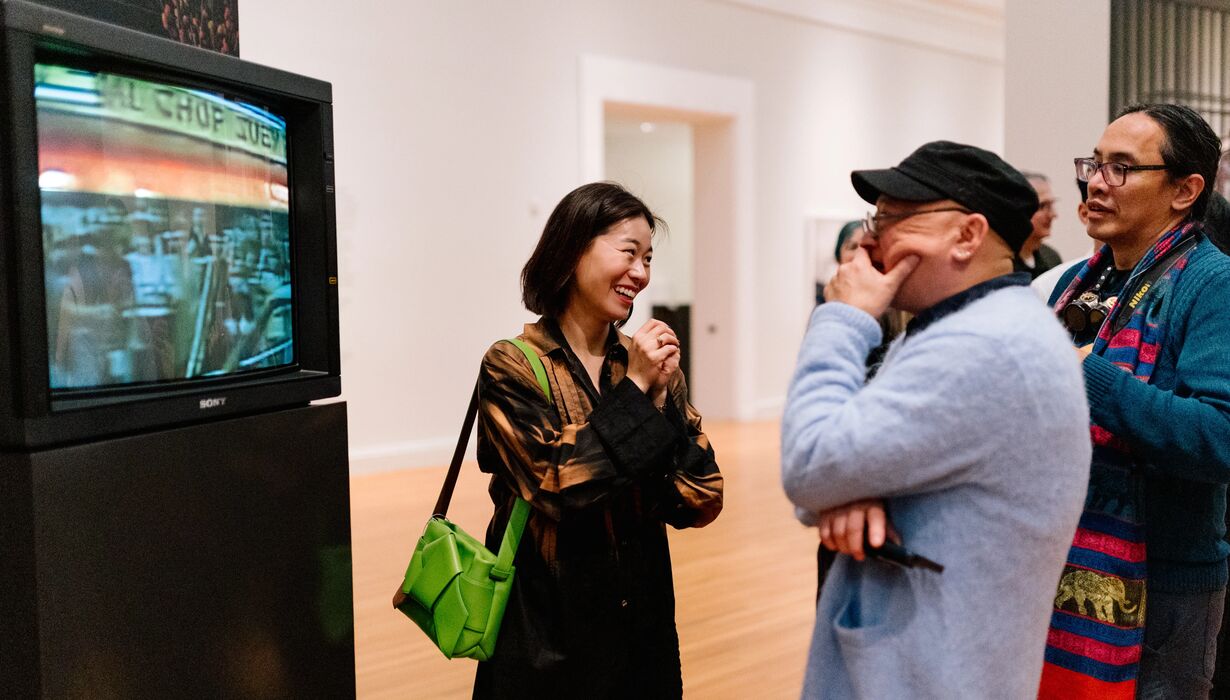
[952, 213, 989, 263]
[1171, 173, 1205, 213]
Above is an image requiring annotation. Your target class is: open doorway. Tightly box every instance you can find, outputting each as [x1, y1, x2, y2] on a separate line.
[604, 114, 695, 380]
[581, 56, 753, 419]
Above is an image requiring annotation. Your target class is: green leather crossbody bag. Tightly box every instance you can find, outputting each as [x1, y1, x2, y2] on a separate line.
[392, 338, 548, 661]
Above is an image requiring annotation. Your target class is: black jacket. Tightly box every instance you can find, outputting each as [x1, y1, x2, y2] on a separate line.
[1014, 243, 1064, 280]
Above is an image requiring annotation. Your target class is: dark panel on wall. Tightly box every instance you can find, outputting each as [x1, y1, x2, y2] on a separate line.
[652, 304, 692, 391]
[26, 0, 239, 55]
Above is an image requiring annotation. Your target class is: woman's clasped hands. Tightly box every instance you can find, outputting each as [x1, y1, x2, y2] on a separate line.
[626, 318, 679, 409]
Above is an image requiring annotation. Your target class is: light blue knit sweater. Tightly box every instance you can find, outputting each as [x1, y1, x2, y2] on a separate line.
[782, 286, 1091, 699]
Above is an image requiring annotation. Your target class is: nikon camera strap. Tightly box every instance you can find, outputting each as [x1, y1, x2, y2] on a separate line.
[1104, 234, 1200, 338]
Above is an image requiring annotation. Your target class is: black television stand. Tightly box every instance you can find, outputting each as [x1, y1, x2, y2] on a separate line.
[0, 402, 355, 697]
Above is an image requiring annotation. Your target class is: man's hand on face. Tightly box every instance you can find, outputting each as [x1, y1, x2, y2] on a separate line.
[823, 248, 921, 318]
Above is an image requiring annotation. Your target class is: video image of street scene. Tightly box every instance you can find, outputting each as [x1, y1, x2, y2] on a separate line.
[36, 63, 294, 390]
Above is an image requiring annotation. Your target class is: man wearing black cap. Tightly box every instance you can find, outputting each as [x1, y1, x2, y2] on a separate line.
[781, 141, 1092, 698]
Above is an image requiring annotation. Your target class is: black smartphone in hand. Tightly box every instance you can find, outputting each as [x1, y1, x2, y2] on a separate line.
[863, 532, 944, 573]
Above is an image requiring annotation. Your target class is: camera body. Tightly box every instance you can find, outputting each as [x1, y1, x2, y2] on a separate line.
[1061, 291, 1117, 334]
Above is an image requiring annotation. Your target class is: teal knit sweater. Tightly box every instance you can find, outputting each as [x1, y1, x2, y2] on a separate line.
[1051, 237, 1230, 592]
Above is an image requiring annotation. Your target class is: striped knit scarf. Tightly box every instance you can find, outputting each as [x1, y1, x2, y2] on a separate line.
[1038, 220, 1200, 699]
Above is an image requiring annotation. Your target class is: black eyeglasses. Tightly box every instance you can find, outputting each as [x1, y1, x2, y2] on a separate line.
[861, 207, 971, 238]
[1074, 157, 1168, 187]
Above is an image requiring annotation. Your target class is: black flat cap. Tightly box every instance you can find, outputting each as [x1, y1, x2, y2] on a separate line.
[851, 140, 1039, 254]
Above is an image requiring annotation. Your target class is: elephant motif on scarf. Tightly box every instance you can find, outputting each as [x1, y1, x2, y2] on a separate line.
[1055, 568, 1141, 623]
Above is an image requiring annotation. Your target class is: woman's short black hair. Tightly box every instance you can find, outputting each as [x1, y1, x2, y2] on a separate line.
[1117, 103, 1223, 219]
[521, 182, 662, 319]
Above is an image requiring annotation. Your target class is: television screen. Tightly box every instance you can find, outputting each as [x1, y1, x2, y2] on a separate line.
[34, 62, 295, 391]
[0, 1, 338, 447]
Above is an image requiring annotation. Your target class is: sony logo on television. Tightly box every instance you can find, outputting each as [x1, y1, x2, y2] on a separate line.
[199, 397, 227, 410]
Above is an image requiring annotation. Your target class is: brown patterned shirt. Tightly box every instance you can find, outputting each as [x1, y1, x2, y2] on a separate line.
[473, 318, 723, 694]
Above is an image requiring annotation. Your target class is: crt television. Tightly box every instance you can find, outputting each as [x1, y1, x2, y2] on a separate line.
[0, 0, 340, 447]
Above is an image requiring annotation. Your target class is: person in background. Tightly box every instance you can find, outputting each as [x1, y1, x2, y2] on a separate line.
[471, 182, 723, 699]
[1031, 198, 1094, 301]
[1189, 181, 1230, 700]
[834, 219, 863, 265]
[1202, 189, 1230, 254]
[815, 220, 865, 305]
[1015, 171, 1064, 280]
[1207, 156, 1230, 700]
[812, 220, 910, 601]
[781, 141, 1090, 698]
[821, 220, 911, 369]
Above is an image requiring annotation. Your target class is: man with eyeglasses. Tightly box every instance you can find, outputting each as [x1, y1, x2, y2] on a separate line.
[1038, 104, 1230, 699]
[781, 140, 1091, 698]
[1015, 172, 1065, 280]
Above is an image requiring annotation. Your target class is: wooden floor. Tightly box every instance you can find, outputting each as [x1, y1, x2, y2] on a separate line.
[350, 421, 817, 699]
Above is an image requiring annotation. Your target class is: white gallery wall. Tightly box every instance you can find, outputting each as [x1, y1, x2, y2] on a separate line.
[233, 0, 1103, 471]
[1004, 0, 1111, 261]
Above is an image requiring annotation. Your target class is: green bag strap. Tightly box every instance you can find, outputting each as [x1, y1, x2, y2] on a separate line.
[430, 337, 553, 519]
[490, 338, 550, 580]
[505, 338, 552, 403]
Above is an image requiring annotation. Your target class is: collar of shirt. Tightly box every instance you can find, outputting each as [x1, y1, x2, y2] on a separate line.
[905, 272, 1031, 337]
[524, 317, 629, 400]
[526, 317, 626, 357]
